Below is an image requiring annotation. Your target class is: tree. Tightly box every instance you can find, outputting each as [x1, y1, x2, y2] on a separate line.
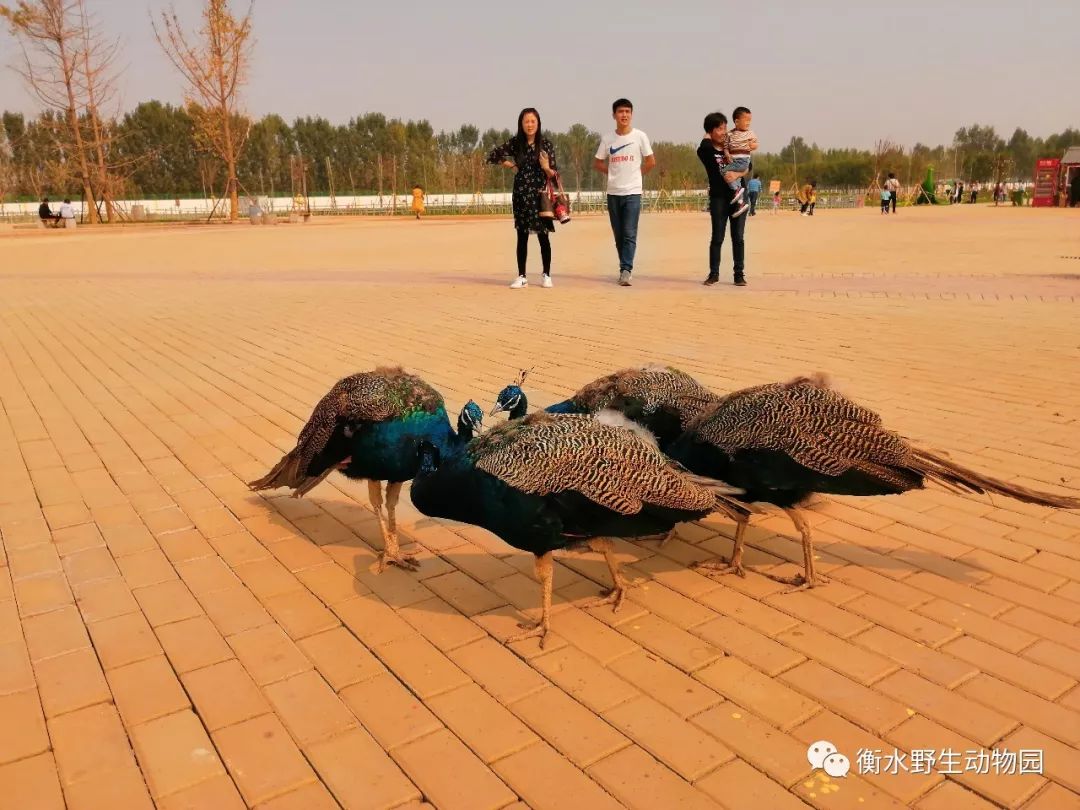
[73, 0, 120, 220]
[113, 101, 198, 194]
[154, 0, 254, 221]
[1, 0, 100, 220]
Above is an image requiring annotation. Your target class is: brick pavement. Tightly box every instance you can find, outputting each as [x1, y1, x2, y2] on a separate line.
[1, 206, 1078, 809]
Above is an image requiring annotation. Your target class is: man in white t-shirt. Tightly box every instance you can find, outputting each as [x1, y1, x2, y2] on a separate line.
[593, 98, 655, 286]
[58, 198, 77, 229]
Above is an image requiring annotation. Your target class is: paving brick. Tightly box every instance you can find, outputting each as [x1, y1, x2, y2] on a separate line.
[586, 744, 720, 810]
[155, 615, 233, 673]
[0, 689, 49, 764]
[764, 590, 871, 638]
[227, 623, 312, 685]
[233, 557, 302, 600]
[115, 548, 178, 589]
[0, 753, 66, 810]
[791, 709, 943, 803]
[696, 757, 815, 810]
[493, 741, 623, 810]
[607, 648, 719, 718]
[1022, 638, 1080, 679]
[32, 647, 111, 717]
[854, 626, 978, 689]
[776, 623, 898, 685]
[106, 654, 191, 727]
[998, 606, 1080, 652]
[427, 682, 539, 763]
[844, 593, 959, 647]
[51, 522, 106, 556]
[14, 572, 74, 617]
[87, 610, 162, 670]
[391, 728, 516, 810]
[979, 577, 1080, 623]
[9, 543, 62, 580]
[174, 555, 241, 595]
[618, 612, 724, 673]
[688, 705, 817, 788]
[212, 714, 317, 806]
[779, 660, 909, 734]
[207, 530, 272, 566]
[180, 659, 271, 731]
[531, 645, 638, 713]
[831, 565, 934, 609]
[447, 637, 549, 704]
[293, 562, 367, 605]
[397, 595, 486, 651]
[59, 764, 156, 810]
[373, 635, 470, 699]
[251, 781, 341, 810]
[133, 579, 203, 627]
[544, 605, 638, 664]
[340, 673, 443, 751]
[22, 604, 91, 661]
[875, 670, 1018, 746]
[917, 597, 1037, 652]
[956, 673, 1080, 747]
[62, 546, 121, 586]
[263, 670, 356, 745]
[888, 716, 1045, 808]
[511, 686, 630, 768]
[625, 578, 717, 629]
[693, 614, 807, 676]
[942, 635, 1075, 700]
[197, 585, 274, 636]
[1023, 784, 1080, 810]
[72, 576, 139, 623]
[603, 694, 732, 780]
[913, 781, 1000, 810]
[696, 656, 820, 730]
[699, 582, 800, 636]
[296, 626, 385, 691]
[48, 703, 139, 787]
[1001, 725, 1080, 794]
[331, 594, 415, 648]
[425, 570, 506, 615]
[262, 588, 340, 639]
[156, 774, 246, 810]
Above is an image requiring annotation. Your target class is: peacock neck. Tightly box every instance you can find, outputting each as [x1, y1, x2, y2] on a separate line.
[509, 394, 529, 421]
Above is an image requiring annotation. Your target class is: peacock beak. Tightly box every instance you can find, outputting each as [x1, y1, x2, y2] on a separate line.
[488, 402, 507, 417]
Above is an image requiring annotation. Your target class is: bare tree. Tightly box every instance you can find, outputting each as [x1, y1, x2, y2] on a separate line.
[153, 0, 253, 221]
[1, 0, 100, 221]
[74, 0, 120, 220]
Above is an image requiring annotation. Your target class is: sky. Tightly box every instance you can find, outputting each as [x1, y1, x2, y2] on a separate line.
[1, 0, 1078, 152]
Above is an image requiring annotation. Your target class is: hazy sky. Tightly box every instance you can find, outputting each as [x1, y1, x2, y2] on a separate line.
[1, 0, 1077, 152]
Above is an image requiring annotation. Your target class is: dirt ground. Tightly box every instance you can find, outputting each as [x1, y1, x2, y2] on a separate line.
[1, 205, 1079, 809]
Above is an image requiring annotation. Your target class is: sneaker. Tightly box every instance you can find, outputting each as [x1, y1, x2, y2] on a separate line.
[541, 274, 553, 288]
[703, 276, 720, 286]
[618, 271, 632, 287]
[509, 276, 527, 289]
[731, 187, 745, 204]
[734, 276, 747, 286]
[732, 202, 750, 218]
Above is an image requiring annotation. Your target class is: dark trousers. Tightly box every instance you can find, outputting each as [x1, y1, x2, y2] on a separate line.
[881, 199, 890, 213]
[607, 194, 642, 273]
[889, 190, 897, 213]
[800, 201, 815, 215]
[516, 230, 551, 276]
[748, 191, 759, 215]
[707, 194, 746, 280]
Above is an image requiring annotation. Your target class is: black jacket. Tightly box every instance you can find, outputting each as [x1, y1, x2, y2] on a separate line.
[697, 138, 744, 198]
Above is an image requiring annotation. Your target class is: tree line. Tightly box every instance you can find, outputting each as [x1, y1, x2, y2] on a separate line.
[2, 2, 1078, 219]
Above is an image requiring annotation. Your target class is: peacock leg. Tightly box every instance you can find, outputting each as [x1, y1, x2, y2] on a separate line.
[371, 480, 418, 573]
[693, 519, 748, 577]
[506, 552, 553, 649]
[772, 507, 829, 592]
[584, 538, 639, 612]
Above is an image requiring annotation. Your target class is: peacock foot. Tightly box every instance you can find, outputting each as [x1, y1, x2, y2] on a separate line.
[505, 620, 552, 649]
[692, 559, 747, 578]
[585, 580, 639, 613]
[772, 572, 831, 593]
[374, 550, 420, 574]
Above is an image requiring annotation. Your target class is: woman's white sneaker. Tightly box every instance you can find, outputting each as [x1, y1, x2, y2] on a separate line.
[541, 274, 553, 288]
[510, 276, 528, 289]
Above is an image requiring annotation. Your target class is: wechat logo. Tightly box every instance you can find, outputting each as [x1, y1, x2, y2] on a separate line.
[807, 740, 851, 778]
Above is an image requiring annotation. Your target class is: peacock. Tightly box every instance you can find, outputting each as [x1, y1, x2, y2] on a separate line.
[667, 374, 1080, 589]
[490, 366, 720, 449]
[409, 411, 753, 647]
[248, 367, 484, 572]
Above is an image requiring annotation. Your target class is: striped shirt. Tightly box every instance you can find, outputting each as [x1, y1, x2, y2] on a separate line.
[727, 129, 757, 155]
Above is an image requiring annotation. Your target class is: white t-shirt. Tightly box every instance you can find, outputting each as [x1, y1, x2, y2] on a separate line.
[595, 128, 653, 196]
[58, 202, 75, 219]
[885, 178, 900, 192]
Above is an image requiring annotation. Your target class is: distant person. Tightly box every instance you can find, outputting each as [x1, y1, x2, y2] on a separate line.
[880, 186, 891, 214]
[747, 173, 762, 215]
[38, 198, 60, 227]
[593, 98, 655, 286]
[487, 108, 559, 289]
[969, 183, 978, 204]
[954, 182, 964, 204]
[799, 181, 817, 216]
[58, 198, 76, 229]
[698, 112, 747, 287]
[994, 182, 1005, 206]
[1070, 172, 1080, 207]
[772, 187, 781, 212]
[410, 184, 425, 220]
[885, 172, 900, 213]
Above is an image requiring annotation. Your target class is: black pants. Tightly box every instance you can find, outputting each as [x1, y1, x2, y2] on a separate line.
[748, 191, 759, 215]
[889, 190, 897, 213]
[800, 201, 815, 215]
[708, 194, 746, 280]
[516, 230, 551, 276]
[881, 199, 890, 213]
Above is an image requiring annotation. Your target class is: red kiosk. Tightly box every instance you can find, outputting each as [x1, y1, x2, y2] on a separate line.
[1032, 158, 1060, 207]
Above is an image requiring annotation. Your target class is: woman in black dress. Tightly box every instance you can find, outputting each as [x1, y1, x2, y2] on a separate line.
[487, 108, 558, 288]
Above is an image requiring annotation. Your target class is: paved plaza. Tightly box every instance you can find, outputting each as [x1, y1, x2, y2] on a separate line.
[1, 205, 1079, 809]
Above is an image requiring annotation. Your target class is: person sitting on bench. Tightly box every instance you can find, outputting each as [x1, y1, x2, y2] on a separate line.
[38, 198, 62, 227]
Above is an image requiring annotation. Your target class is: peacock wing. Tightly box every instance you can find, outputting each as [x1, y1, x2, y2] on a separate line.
[471, 414, 717, 515]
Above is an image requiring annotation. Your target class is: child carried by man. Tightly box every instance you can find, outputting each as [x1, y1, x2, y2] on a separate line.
[715, 106, 758, 218]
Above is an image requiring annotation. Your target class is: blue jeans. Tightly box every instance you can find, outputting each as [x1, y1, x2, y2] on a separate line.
[607, 194, 641, 273]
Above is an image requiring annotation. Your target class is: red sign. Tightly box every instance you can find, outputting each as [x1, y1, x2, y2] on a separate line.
[1033, 158, 1060, 207]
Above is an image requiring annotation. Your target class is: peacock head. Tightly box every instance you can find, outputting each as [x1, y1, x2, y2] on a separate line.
[416, 440, 441, 474]
[490, 384, 526, 417]
[458, 401, 484, 435]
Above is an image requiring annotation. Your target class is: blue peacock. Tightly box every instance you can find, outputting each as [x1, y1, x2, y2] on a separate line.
[493, 369, 1080, 590]
[410, 411, 751, 647]
[249, 366, 483, 572]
